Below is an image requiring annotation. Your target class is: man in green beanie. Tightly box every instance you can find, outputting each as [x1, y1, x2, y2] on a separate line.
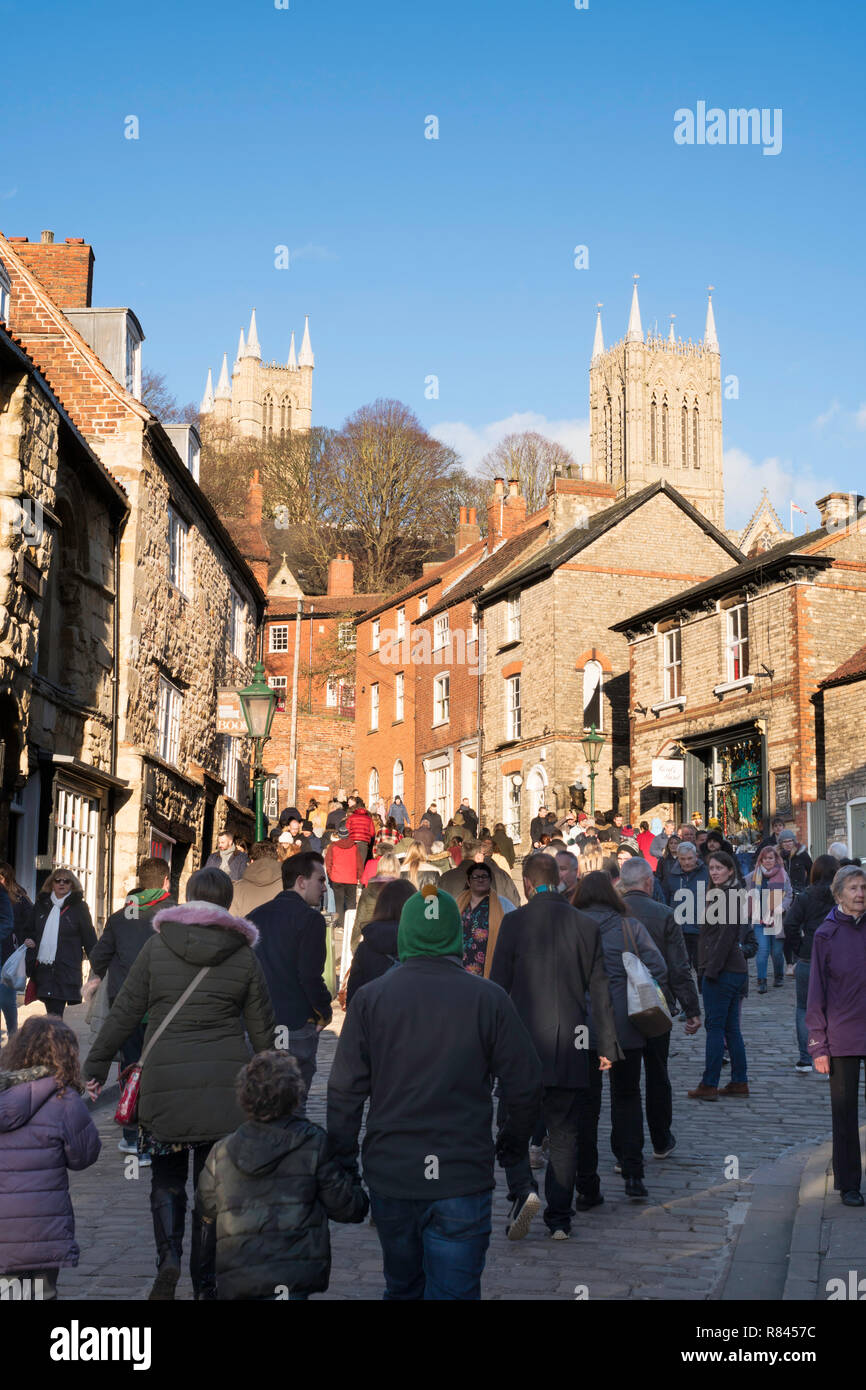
[327, 884, 543, 1299]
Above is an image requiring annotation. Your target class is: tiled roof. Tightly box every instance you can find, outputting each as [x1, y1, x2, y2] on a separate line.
[422, 523, 549, 621]
[820, 642, 866, 689]
[267, 593, 387, 618]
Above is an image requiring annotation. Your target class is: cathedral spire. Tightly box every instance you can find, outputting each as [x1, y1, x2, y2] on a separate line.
[668, 314, 676, 344]
[235, 327, 245, 367]
[591, 304, 604, 362]
[626, 276, 643, 343]
[200, 368, 214, 414]
[288, 331, 297, 369]
[244, 308, 261, 359]
[298, 315, 314, 367]
[704, 287, 719, 352]
[215, 353, 231, 400]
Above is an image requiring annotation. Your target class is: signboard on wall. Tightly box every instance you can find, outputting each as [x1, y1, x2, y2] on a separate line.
[773, 767, 793, 819]
[652, 758, 685, 789]
[216, 689, 248, 736]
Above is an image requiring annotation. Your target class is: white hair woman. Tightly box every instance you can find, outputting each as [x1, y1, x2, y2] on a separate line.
[25, 868, 95, 1019]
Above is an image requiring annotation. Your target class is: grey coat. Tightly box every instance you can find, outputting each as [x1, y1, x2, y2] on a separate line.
[582, 906, 668, 1052]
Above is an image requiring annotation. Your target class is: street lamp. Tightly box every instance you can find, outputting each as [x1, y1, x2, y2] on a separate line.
[580, 723, 606, 817]
[238, 660, 277, 842]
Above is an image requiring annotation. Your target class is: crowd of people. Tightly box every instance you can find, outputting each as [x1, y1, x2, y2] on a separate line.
[0, 795, 865, 1301]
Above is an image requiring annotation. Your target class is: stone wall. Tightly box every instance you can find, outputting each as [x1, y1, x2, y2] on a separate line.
[822, 680, 866, 846]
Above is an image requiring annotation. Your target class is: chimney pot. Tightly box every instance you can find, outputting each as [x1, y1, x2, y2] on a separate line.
[41, 230, 54, 244]
[468, 507, 477, 524]
[508, 478, 519, 497]
[459, 505, 467, 524]
[493, 477, 505, 496]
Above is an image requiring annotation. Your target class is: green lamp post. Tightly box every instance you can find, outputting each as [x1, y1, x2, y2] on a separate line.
[580, 723, 606, 818]
[238, 660, 277, 843]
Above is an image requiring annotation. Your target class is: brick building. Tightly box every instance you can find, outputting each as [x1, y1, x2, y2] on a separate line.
[262, 552, 383, 815]
[815, 641, 866, 856]
[476, 475, 743, 844]
[0, 325, 128, 924]
[614, 494, 866, 851]
[0, 230, 264, 912]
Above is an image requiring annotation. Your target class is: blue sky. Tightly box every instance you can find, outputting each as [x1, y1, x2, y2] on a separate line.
[2, 0, 864, 527]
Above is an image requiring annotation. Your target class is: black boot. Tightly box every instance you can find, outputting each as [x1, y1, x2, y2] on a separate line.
[149, 1189, 185, 1300]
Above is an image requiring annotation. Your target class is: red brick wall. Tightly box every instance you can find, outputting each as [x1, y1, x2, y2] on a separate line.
[414, 597, 481, 819]
[355, 599, 422, 821]
[266, 710, 355, 809]
[7, 236, 94, 308]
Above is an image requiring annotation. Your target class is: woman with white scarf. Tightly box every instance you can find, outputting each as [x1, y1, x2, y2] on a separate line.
[26, 868, 97, 1018]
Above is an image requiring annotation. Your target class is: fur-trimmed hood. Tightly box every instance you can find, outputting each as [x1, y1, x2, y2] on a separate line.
[153, 900, 259, 967]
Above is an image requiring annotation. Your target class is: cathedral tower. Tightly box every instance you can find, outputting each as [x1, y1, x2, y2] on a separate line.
[588, 280, 725, 527]
[200, 309, 314, 440]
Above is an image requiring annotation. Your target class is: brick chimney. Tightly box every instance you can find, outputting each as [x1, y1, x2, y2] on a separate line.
[455, 504, 482, 555]
[246, 468, 263, 527]
[327, 553, 354, 596]
[488, 477, 527, 543]
[7, 234, 94, 308]
[815, 491, 865, 531]
[546, 465, 616, 539]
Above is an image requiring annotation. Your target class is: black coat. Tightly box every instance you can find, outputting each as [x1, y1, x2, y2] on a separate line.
[196, 1116, 368, 1299]
[88, 894, 175, 1003]
[784, 882, 835, 962]
[620, 889, 701, 1018]
[26, 892, 96, 1004]
[780, 847, 813, 896]
[425, 810, 444, 840]
[328, 956, 542, 1200]
[489, 893, 624, 1086]
[249, 891, 333, 1031]
[346, 918, 399, 1005]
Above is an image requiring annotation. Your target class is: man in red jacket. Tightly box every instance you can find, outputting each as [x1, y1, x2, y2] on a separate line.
[346, 798, 376, 863]
[324, 827, 365, 931]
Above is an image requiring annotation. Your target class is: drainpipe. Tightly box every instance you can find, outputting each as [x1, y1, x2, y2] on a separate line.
[288, 598, 303, 806]
[106, 515, 121, 920]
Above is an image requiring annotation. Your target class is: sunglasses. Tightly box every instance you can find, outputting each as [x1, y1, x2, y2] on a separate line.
[54, 877, 72, 884]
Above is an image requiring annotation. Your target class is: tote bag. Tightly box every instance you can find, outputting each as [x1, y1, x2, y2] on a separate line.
[621, 919, 672, 1039]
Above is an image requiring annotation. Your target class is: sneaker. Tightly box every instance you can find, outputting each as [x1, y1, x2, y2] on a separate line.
[117, 1139, 138, 1155]
[773, 977, 784, 988]
[687, 1083, 719, 1101]
[549, 1228, 570, 1240]
[529, 1145, 545, 1170]
[721, 1055, 730, 1068]
[795, 1062, 813, 1073]
[718, 1081, 750, 1097]
[613, 1161, 622, 1173]
[625, 1177, 648, 1200]
[841, 1190, 864, 1207]
[757, 981, 768, 994]
[653, 1137, 677, 1159]
[506, 1190, 541, 1241]
[575, 1192, 604, 1211]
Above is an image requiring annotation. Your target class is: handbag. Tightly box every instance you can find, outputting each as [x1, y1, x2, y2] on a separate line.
[24, 980, 37, 1005]
[114, 965, 210, 1127]
[621, 919, 673, 1039]
[0, 943, 27, 992]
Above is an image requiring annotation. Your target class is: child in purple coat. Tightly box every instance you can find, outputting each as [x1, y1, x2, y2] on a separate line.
[0, 1016, 100, 1298]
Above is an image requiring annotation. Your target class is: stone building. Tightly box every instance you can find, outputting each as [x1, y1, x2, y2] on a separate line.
[0, 230, 265, 912]
[476, 475, 743, 844]
[614, 493, 866, 851]
[0, 323, 128, 923]
[263, 553, 383, 814]
[815, 640, 866, 857]
[199, 309, 313, 440]
[589, 283, 725, 527]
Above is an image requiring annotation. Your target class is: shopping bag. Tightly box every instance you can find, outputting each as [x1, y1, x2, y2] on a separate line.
[622, 920, 672, 1038]
[0, 943, 27, 992]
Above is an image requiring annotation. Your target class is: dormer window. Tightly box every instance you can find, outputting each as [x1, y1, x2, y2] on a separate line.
[0, 258, 10, 324]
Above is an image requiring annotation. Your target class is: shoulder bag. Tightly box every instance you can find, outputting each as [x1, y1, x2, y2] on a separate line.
[114, 966, 210, 1127]
[621, 919, 672, 1038]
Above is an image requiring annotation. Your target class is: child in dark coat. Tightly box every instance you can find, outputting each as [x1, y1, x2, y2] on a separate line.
[196, 1051, 368, 1299]
[0, 1016, 101, 1298]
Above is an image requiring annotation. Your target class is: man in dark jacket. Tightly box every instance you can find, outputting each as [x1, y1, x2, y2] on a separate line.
[529, 807, 549, 846]
[620, 858, 701, 1160]
[424, 804, 444, 841]
[327, 884, 542, 1299]
[205, 830, 248, 882]
[459, 798, 478, 837]
[489, 853, 622, 1238]
[250, 852, 332, 1114]
[86, 857, 174, 1157]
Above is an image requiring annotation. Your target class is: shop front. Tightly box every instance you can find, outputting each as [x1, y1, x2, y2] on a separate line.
[680, 721, 767, 836]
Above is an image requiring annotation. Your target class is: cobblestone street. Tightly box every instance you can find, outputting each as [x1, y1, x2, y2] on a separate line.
[40, 972, 837, 1302]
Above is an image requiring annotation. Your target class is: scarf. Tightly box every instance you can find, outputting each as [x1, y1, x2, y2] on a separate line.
[455, 889, 505, 979]
[125, 887, 172, 911]
[37, 893, 67, 965]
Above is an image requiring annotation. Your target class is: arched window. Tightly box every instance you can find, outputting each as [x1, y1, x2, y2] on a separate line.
[650, 396, 658, 464]
[681, 403, 689, 468]
[392, 759, 404, 800]
[603, 392, 613, 483]
[661, 399, 669, 465]
[262, 394, 274, 439]
[693, 404, 700, 468]
[582, 659, 603, 732]
[368, 767, 379, 807]
[280, 397, 292, 436]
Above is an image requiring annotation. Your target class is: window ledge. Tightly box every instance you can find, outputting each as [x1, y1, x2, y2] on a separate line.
[713, 676, 756, 697]
[497, 639, 521, 653]
[650, 696, 687, 716]
[392, 718, 404, 726]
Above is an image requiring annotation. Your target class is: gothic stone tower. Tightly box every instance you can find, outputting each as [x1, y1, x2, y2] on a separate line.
[588, 281, 724, 528]
[200, 309, 313, 440]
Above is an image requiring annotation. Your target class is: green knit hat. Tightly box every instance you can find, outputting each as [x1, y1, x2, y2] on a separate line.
[397, 885, 462, 961]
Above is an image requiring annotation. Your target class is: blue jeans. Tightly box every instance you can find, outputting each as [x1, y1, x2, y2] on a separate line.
[754, 925, 785, 982]
[369, 1190, 492, 1300]
[795, 961, 811, 1066]
[701, 971, 748, 1087]
[284, 1022, 319, 1116]
[0, 980, 18, 1037]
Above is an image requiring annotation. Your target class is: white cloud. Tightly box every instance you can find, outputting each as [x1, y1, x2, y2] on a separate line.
[855, 404, 866, 431]
[723, 447, 835, 529]
[432, 411, 590, 471]
[814, 399, 840, 429]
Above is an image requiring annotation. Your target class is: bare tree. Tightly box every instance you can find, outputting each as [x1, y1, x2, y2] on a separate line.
[479, 431, 579, 514]
[141, 368, 200, 426]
